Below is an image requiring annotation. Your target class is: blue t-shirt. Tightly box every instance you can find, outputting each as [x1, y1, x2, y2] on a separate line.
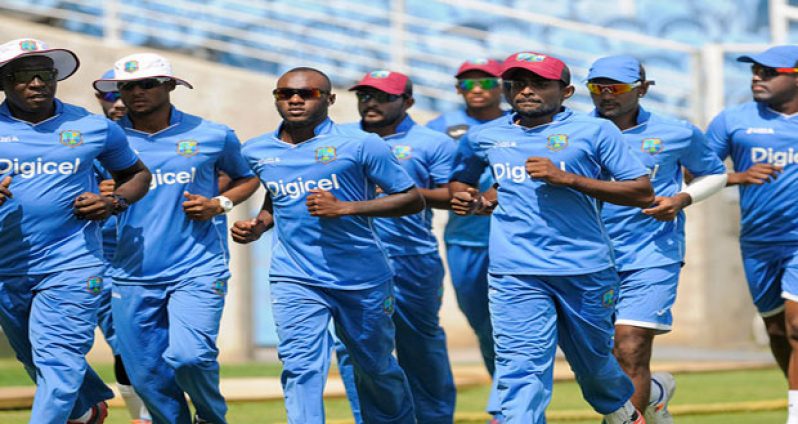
[428, 109, 501, 247]
[344, 116, 455, 256]
[110, 107, 254, 284]
[450, 108, 649, 275]
[242, 118, 416, 289]
[0, 100, 139, 276]
[93, 162, 117, 262]
[707, 102, 798, 245]
[596, 108, 726, 271]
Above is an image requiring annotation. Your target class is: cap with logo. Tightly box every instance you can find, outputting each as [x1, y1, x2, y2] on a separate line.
[501, 52, 570, 85]
[93, 52, 193, 92]
[0, 38, 79, 80]
[587, 55, 645, 83]
[737, 45, 798, 68]
[455, 58, 502, 78]
[349, 70, 410, 95]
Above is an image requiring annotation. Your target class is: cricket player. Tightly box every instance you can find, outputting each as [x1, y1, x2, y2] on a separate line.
[94, 53, 259, 424]
[587, 55, 727, 423]
[335, 70, 456, 424]
[450, 51, 654, 424]
[231, 67, 422, 424]
[706, 45, 798, 424]
[0, 38, 151, 424]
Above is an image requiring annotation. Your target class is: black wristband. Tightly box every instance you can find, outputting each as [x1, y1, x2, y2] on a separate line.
[109, 194, 130, 215]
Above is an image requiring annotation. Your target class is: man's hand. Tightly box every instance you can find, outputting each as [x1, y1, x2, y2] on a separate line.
[99, 179, 116, 197]
[0, 176, 12, 207]
[526, 157, 574, 186]
[450, 187, 495, 215]
[306, 189, 352, 218]
[730, 163, 783, 185]
[73, 192, 114, 220]
[231, 218, 268, 244]
[642, 193, 692, 221]
[182, 192, 223, 221]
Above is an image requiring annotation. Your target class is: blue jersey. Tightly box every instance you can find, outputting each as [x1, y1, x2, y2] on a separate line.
[428, 109, 503, 247]
[597, 108, 726, 271]
[707, 102, 798, 245]
[242, 118, 416, 290]
[344, 116, 455, 256]
[93, 162, 117, 262]
[450, 108, 648, 275]
[110, 107, 253, 284]
[0, 100, 139, 276]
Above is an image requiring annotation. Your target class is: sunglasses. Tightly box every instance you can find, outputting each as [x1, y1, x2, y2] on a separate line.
[117, 78, 171, 91]
[355, 91, 405, 103]
[98, 91, 121, 102]
[273, 88, 329, 100]
[586, 82, 641, 95]
[6, 69, 58, 84]
[502, 79, 557, 91]
[457, 78, 501, 91]
[751, 64, 798, 79]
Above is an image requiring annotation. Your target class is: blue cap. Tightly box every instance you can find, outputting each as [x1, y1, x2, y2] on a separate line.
[587, 55, 642, 83]
[737, 45, 798, 68]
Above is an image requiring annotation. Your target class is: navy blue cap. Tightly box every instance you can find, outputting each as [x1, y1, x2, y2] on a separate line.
[587, 55, 643, 83]
[738, 45, 798, 68]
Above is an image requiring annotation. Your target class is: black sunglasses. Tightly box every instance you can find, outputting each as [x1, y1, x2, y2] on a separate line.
[355, 91, 405, 103]
[273, 88, 330, 100]
[6, 69, 58, 84]
[751, 64, 798, 79]
[117, 78, 170, 91]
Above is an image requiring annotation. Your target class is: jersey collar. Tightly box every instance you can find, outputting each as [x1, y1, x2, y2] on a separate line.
[761, 102, 798, 119]
[366, 114, 415, 139]
[588, 106, 650, 132]
[272, 117, 334, 146]
[510, 106, 572, 130]
[119, 105, 183, 137]
[0, 98, 64, 126]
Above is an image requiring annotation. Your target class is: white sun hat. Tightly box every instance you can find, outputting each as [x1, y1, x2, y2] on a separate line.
[0, 38, 80, 80]
[92, 52, 193, 92]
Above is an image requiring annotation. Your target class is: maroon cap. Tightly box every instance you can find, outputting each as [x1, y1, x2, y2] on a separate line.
[501, 52, 571, 84]
[349, 70, 409, 95]
[455, 58, 502, 78]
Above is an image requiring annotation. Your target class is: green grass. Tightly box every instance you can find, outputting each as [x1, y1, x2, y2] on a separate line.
[0, 361, 787, 423]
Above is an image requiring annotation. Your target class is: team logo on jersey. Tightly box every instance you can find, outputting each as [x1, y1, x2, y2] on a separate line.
[59, 130, 83, 147]
[516, 53, 546, 63]
[315, 146, 337, 164]
[212, 280, 227, 296]
[177, 140, 199, 157]
[19, 40, 38, 51]
[601, 289, 615, 308]
[369, 70, 391, 79]
[546, 134, 568, 152]
[86, 276, 103, 295]
[383, 295, 395, 315]
[641, 138, 663, 155]
[123, 60, 139, 73]
[446, 124, 469, 140]
[392, 145, 412, 160]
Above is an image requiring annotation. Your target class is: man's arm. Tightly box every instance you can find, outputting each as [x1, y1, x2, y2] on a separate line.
[525, 157, 654, 207]
[183, 176, 260, 221]
[231, 194, 274, 244]
[449, 180, 496, 215]
[418, 183, 451, 209]
[73, 160, 151, 220]
[726, 163, 783, 186]
[307, 186, 424, 218]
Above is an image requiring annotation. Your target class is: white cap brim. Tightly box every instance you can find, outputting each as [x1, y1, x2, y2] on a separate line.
[92, 76, 193, 93]
[0, 48, 80, 81]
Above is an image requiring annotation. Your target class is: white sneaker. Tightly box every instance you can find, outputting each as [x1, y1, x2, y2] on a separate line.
[645, 372, 676, 424]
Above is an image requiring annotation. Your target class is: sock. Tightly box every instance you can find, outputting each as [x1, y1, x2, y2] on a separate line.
[788, 391, 798, 424]
[649, 376, 665, 407]
[118, 383, 149, 420]
[603, 400, 636, 424]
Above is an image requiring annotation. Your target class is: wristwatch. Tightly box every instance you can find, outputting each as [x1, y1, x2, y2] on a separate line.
[214, 195, 234, 214]
[109, 194, 130, 215]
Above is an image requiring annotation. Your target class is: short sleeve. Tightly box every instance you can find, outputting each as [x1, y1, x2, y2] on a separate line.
[217, 130, 255, 180]
[359, 135, 416, 194]
[595, 122, 648, 181]
[449, 132, 488, 186]
[97, 121, 139, 172]
[427, 136, 456, 185]
[680, 124, 728, 177]
[426, 115, 446, 133]
[705, 112, 731, 160]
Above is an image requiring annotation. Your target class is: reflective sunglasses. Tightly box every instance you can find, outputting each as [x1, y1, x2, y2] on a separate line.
[117, 78, 171, 91]
[751, 64, 798, 79]
[502, 79, 556, 91]
[98, 91, 121, 102]
[586, 82, 641, 95]
[457, 78, 500, 91]
[355, 91, 405, 103]
[272, 88, 329, 100]
[6, 69, 58, 84]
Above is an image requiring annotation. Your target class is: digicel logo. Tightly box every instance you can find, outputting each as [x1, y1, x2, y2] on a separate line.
[0, 158, 80, 178]
[751, 147, 798, 167]
[265, 174, 341, 199]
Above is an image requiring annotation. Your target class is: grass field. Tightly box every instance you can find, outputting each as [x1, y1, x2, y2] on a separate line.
[0, 359, 787, 423]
